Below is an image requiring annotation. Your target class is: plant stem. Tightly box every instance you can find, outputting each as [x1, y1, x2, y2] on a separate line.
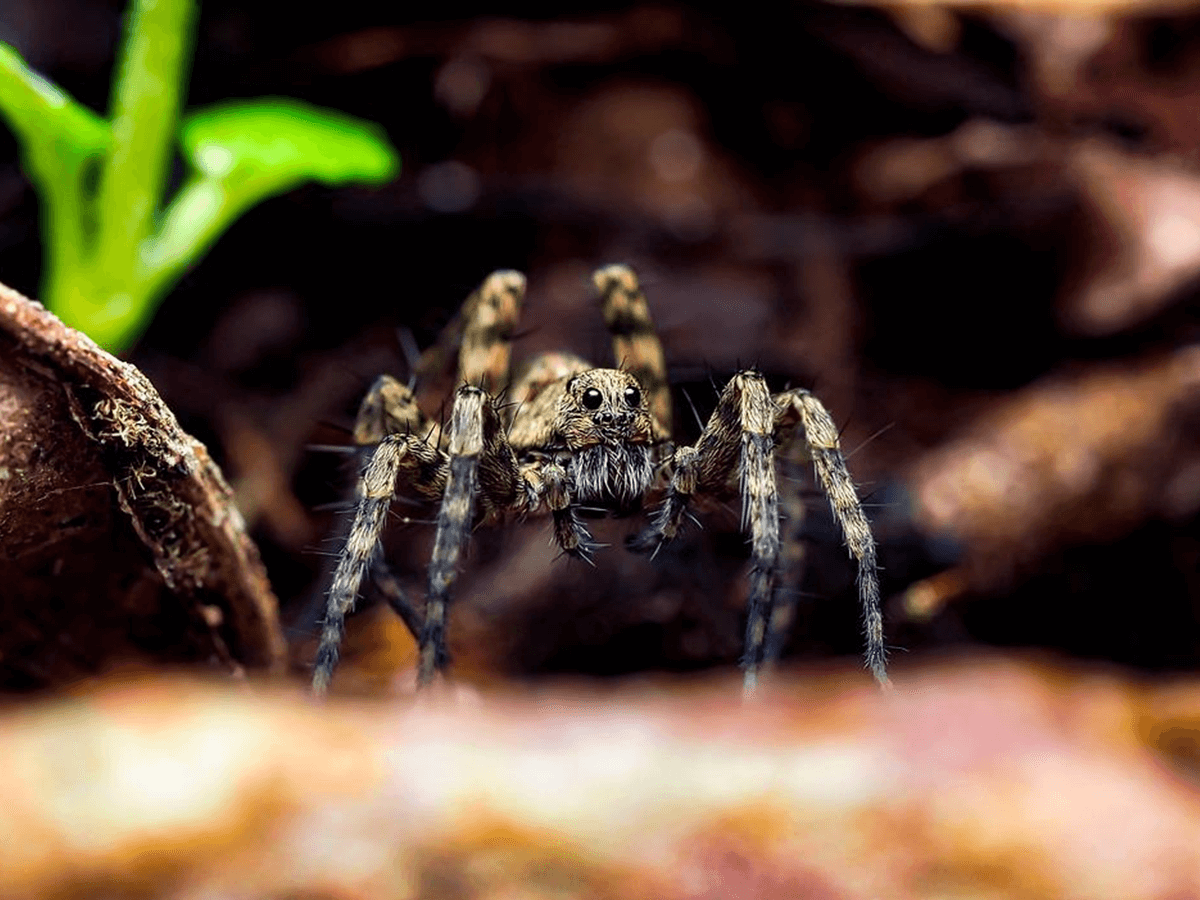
[86, 0, 196, 350]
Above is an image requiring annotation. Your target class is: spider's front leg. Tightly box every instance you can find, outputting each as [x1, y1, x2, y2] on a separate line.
[629, 371, 781, 694]
[420, 384, 520, 685]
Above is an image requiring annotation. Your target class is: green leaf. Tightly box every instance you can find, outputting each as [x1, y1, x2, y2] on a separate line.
[0, 43, 110, 316]
[180, 98, 399, 187]
[92, 0, 196, 279]
[147, 99, 399, 306]
[0, 31, 401, 354]
[0, 42, 109, 157]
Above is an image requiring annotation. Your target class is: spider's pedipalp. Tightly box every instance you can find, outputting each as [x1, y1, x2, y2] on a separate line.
[539, 458, 600, 560]
[312, 434, 447, 694]
[777, 388, 889, 688]
[594, 265, 672, 438]
[625, 445, 697, 552]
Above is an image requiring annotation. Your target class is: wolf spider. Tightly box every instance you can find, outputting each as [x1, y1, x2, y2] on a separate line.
[312, 265, 888, 694]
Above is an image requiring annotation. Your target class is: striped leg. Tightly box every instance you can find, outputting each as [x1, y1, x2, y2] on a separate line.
[457, 270, 525, 395]
[761, 433, 808, 670]
[312, 433, 446, 694]
[627, 371, 780, 695]
[594, 265, 671, 439]
[419, 385, 520, 685]
[776, 389, 889, 688]
[353, 374, 431, 445]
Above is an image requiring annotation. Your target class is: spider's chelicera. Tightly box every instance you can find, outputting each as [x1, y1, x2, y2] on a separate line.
[312, 266, 888, 695]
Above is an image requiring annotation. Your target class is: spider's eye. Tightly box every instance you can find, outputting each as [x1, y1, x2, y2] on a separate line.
[582, 388, 603, 410]
[623, 386, 641, 408]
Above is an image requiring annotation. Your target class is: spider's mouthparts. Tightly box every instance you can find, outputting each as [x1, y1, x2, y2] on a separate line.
[570, 443, 655, 508]
[595, 428, 631, 445]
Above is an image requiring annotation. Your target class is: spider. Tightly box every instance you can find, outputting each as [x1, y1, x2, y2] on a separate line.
[311, 265, 888, 694]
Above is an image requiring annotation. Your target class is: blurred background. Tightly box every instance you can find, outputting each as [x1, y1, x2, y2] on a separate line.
[2, 0, 1200, 691]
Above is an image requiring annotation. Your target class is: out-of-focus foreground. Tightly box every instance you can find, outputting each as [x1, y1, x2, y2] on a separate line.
[2, 662, 1200, 899]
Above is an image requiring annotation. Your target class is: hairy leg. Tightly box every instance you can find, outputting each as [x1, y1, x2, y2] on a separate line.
[420, 385, 520, 685]
[732, 374, 781, 695]
[353, 374, 432, 445]
[594, 265, 671, 439]
[628, 371, 780, 694]
[762, 432, 808, 669]
[312, 433, 446, 694]
[777, 388, 888, 688]
[411, 270, 526, 408]
[457, 270, 525, 395]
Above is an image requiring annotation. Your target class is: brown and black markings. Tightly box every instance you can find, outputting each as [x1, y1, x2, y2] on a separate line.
[312, 265, 887, 694]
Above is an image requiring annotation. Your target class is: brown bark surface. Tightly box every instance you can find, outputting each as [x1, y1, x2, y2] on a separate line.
[0, 281, 285, 688]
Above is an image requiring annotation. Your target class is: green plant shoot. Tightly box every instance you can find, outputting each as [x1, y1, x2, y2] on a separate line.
[0, 0, 399, 352]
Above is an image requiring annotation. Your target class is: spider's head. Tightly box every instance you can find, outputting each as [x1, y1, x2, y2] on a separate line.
[560, 369, 655, 449]
[559, 368, 657, 507]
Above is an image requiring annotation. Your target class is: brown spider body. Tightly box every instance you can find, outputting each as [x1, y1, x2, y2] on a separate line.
[512, 368, 657, 507]
[311, 266, 888, 695]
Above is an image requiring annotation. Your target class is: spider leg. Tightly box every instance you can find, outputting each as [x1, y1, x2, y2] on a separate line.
[353, 374, 432, 445]
[420, 384, 520, 685]
[369, 556, 424, 641]
[457, 270, 525, 395]
[776, 388, 889, 688]
[411, 270, 526, 408]
[762, 433, 808, 668]
[312, 433, 447, 694]
[594, 265, 672, 439]
[628, 371, 779, 694]
[731, 374, 781, 695]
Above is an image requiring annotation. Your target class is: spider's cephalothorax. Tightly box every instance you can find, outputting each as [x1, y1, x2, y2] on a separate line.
[519, 368, 657, 509]
[312, 265, 889, 695]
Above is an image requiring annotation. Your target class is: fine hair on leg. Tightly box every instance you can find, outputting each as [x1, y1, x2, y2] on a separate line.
[762, 434, 808, 668]
[457, 270, 525, 394]
[594, 264, 672, 437]
[353, 375, 430, 446]
[627, 370, 781, 695]
[420, 386, 486, 684]
[313, 433, 446, 694]
[419, 384, 520, 685]
[778, 388, 889, 687]
[731, 373, 780, 696]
